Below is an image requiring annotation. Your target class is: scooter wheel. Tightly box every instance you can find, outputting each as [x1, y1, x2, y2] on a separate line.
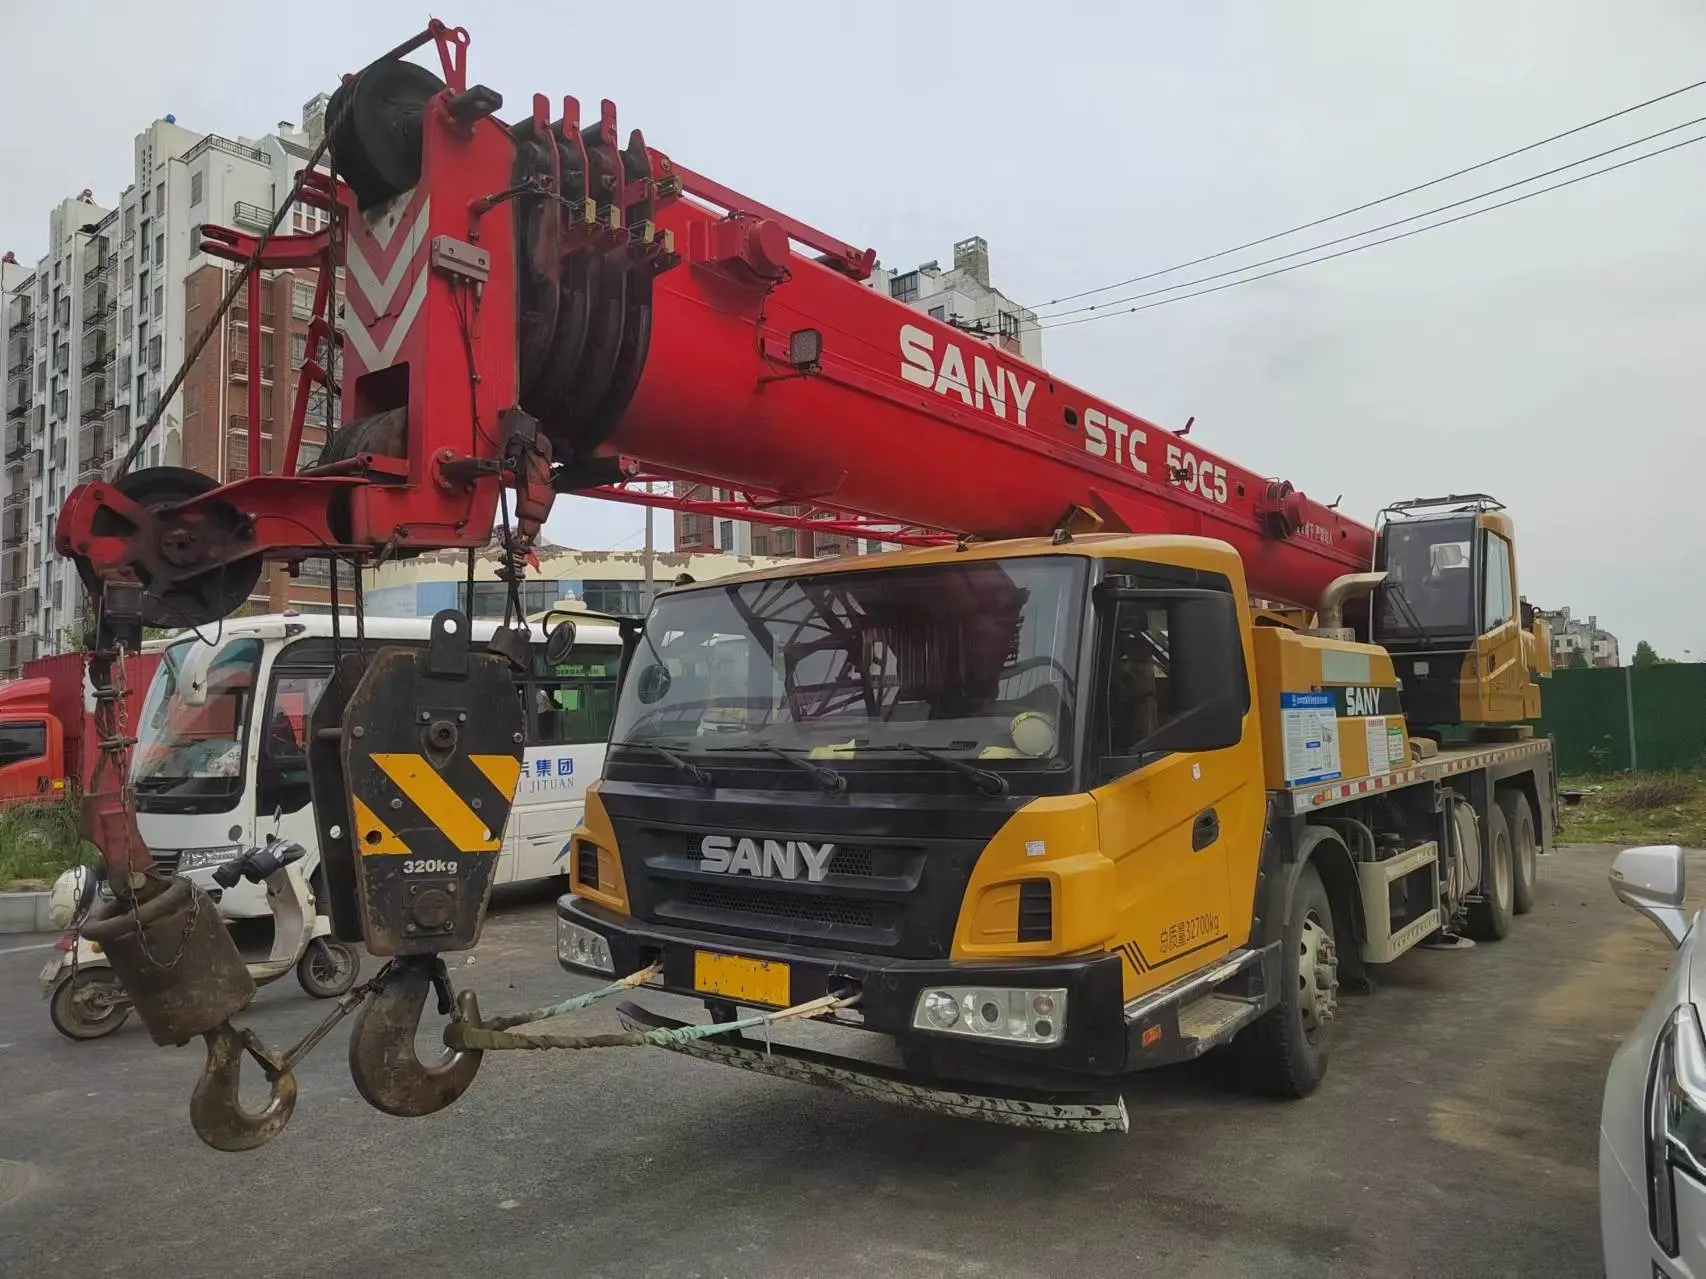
[49, 971, 132, 1041]
[297, 938, 360, 999]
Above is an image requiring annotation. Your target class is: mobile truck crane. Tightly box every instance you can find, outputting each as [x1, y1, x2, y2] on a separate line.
[55, 19, 1558, 1148]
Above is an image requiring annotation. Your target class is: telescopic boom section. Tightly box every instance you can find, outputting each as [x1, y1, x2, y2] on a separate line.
[55, 19, 1371, 634]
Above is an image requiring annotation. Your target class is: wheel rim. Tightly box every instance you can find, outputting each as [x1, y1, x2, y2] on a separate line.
[1522, 829, 1537, 887]
[309, 942, 351, 987]
[1298, 910, 1339, 1041]
[69, 978, 123, 1024]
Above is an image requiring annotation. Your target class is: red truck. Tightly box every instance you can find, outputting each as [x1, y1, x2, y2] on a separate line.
[0, 651, 161, 804]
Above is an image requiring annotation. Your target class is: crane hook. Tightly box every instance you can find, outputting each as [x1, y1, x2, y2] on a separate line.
[188, 1022, 299, 1152]
[346, 957, 483, 1117]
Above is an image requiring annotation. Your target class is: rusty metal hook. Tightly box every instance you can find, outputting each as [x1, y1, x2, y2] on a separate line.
[346, 957, 482, 1117]
[188, 1023, 299, 1152]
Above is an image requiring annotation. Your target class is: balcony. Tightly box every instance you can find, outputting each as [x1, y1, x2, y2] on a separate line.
[6, 304, 31, 337]
[4, 385, 27, 421]
[3, 428, 26, 463]
[83, 282, 116, 323]
[1, 514, 26, 548]
[184, 133, 269, 166]
[83, 248, 114, 286]
[81, 342, 115, 377]
[233, 202, 272, 232]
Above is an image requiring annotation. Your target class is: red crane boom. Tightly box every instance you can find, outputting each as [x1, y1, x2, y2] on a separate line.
[58, 21, 1370, 627]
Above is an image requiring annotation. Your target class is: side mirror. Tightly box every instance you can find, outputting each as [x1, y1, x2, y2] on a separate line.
[544, 619, 577, 666]
[1610, 844, 1692, 948]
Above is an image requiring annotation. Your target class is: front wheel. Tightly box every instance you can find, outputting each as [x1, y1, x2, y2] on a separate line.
[1231, 861, 1339, 1098]
[296, 938, 360, 999]
[49, 970, 132, 1040]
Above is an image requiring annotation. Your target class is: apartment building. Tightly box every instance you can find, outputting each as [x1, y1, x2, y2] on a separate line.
[672, 235, 1041, 559]
[0, 99, 343, 673]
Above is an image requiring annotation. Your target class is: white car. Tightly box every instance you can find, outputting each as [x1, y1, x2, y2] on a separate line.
[1601, 844, 1706, 1278]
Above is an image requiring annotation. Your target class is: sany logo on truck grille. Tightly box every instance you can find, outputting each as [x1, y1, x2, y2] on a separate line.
[699, 835, 836, 883]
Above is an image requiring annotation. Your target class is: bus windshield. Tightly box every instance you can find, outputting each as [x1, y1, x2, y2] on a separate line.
[133, 637, 262, 813]
[611, 556, 1086, 762]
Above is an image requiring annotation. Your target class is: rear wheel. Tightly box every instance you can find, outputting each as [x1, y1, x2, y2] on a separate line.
[1466, 805, 1514, 941]
[296, 938, 360, 999]
[49, 970, 131, 1040]
[1232, 861, 1339, 1098]
[1499, 790, 1539, 915]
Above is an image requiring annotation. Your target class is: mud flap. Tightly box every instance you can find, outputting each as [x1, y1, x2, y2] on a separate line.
[616, 1001, 1130, 1134]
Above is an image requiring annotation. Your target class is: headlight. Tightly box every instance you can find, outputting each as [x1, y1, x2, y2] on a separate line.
[176, 846, 241, 873]
[557, 918, 614, 975]
[911, 986, 1067, 1046]
[1645, 1002, 1706, 1257]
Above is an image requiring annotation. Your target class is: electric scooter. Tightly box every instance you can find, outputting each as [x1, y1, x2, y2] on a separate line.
[41, 835, 360, 1041]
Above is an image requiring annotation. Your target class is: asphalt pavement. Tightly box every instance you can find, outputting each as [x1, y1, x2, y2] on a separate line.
[0, 845, 1681, 1278]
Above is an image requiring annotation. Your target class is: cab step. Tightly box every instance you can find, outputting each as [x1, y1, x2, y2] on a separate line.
[1175, 992, 1263, 1053]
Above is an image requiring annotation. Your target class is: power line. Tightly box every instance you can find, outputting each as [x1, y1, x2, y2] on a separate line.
[1035, 111, 1706, 325]
[1041, 128, 1706, 330]
[1033, 75, 1706, 313]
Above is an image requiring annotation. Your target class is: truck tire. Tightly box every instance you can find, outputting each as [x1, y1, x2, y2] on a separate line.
[1466, 804, 1514, 941]
[1498, 790, 1538, 915]
[1232, 861, 1338, 1098]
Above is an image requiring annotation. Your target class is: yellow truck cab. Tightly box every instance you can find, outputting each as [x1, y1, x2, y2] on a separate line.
[558, 518, 1556, 1129]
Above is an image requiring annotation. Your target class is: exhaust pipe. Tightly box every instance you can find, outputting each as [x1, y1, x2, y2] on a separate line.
[1315, 571, 1388, 638]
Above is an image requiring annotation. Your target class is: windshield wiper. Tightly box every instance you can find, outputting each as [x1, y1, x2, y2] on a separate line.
[1380, 580, 1434, 650]
[699, 744, 847, 793]
[615, 739, 714, 788]
[848, 742, 1008, 797]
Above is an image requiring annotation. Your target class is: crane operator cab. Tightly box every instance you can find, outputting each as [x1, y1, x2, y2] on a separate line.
[1369, 494, 1550, 732]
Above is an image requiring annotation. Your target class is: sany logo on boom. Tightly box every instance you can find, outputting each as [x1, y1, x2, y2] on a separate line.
[899, 324, 1037, 426]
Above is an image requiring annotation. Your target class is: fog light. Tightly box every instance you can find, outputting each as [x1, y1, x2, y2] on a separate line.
[557, 918, 614, 975]
[911, 986, 1068, 1046]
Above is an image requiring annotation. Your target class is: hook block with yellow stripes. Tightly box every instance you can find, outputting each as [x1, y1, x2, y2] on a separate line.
[337, 610, 527, 957]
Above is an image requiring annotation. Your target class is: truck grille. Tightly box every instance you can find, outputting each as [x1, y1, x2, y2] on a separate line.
[676, 883, 885, 931]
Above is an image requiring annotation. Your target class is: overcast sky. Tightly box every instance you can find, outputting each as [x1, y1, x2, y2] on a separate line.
[7, 0, 1704, 655]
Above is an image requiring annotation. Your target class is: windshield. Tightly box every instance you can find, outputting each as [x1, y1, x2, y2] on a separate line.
[133, 637, 262, 813]
[611, 556, 1086, 762]
[1374, 515, 1476, 639]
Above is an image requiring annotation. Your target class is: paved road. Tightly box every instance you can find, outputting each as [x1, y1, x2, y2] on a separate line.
[0, 846, 1680, 1278]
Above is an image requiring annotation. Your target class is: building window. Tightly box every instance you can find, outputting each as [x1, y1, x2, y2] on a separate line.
[148, 335, 162, 371]
[580, 580, 644, 616]
[141, 191, 149, 216]
[291, 333, 307, 367]
[122, 256, 133, 281]
[890, 271, 920, 303]
[154, 234, 164, 269]
[718, 521, 734, 552]
[865, 539, 884, 555]
[153, 285, 163, 317]
[140, 235, 149, 267]
[121, 306, 132, 331]
[998, 310, 1020, 339]
[135, 375, 146, 406]
[775, 529, 795, 556]
[929, 305, 945, 320]
[139, 271, 149, 315]
[155, 182, 165, 211]
[753, 534, 768, 555]
[190, 172, 203, 207]
[124, 207, 136, 237]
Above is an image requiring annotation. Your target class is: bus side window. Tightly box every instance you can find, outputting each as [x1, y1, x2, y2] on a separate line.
[528, 656, 620, 746]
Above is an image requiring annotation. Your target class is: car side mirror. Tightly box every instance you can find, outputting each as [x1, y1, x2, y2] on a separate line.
[1610, 844, 1691, 948]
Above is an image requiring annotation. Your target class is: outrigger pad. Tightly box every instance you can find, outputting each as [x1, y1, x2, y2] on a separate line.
[615, 1002, 1130, 1135]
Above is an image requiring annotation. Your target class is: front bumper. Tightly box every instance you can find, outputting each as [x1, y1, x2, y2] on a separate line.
[558, 895, 1131, 1076]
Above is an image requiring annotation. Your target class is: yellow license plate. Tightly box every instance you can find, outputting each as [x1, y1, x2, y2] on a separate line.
[692, 950, 790, 1008]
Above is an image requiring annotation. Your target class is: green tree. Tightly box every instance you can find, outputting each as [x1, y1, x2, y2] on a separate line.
[1566, 648, 1590, 669]
[1633, 640, 1661, 667]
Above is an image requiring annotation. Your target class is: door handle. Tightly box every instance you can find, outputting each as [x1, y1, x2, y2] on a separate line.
[1192, 807, 1220, 851]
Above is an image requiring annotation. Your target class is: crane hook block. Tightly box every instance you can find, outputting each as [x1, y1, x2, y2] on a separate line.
[188, 1023, 299, 1153]
[81, 876, 256, 1048]
[338, 609, 526, 957]
[347, 958, 483, 1117]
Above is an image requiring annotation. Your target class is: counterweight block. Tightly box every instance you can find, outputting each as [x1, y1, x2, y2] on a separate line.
[339, 609, 526, 957]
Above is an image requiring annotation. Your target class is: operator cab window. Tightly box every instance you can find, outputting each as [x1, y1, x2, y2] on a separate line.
[1481, 530, 1514, 631]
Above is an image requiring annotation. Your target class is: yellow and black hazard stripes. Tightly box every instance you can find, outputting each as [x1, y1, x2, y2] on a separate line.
[1118, 941, 1150, 978]
[347, 749, 520, 858]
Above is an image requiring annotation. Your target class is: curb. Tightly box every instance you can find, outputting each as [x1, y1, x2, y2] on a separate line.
[0, 892, 53, 935]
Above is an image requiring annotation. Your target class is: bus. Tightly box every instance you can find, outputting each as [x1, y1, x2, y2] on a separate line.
[129, 611, 625, 920]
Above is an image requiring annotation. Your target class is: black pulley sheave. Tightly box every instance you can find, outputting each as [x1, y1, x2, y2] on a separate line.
[327, 59, 446, 212]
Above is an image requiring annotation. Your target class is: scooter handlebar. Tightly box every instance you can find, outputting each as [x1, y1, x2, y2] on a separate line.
[211, 840, 309, 889]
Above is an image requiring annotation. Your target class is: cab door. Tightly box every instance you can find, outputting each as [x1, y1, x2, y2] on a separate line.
[1472, 527, 1525, 722]
[1089, 582, 1264, 1001]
